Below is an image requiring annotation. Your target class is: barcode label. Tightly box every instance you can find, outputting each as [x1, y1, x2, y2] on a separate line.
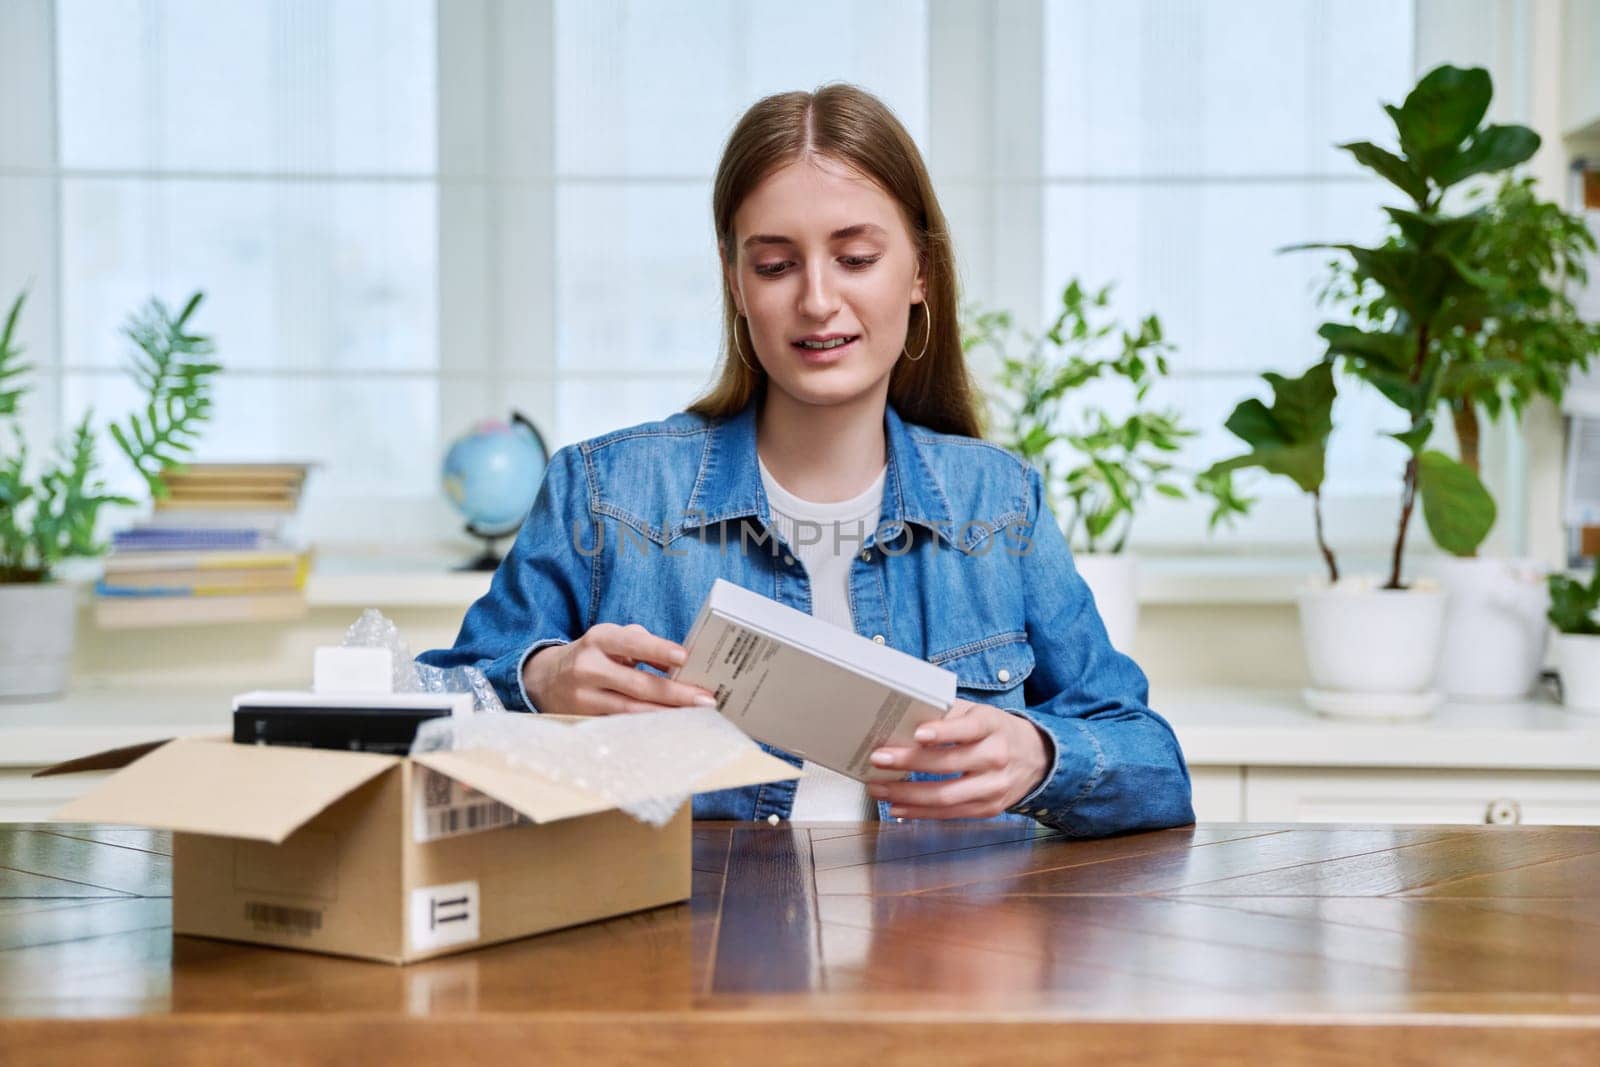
[244, 900, 322, 935]
[413, 767, 531, 843]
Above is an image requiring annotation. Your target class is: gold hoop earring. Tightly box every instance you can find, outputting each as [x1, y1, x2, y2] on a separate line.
[733, 316, 758, 374]
[903, 300, 931, 362]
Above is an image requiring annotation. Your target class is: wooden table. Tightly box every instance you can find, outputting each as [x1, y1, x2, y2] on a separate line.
[3, 820, 1599, 1064]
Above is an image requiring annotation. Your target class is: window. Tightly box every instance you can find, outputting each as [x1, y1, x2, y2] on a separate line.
[1037, 0, 1419, 551]
[3, 1, 1471, 555]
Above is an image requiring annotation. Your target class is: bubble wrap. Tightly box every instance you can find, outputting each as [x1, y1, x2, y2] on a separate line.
[341, 607, 505, 712]
[409, 706, 754, 827]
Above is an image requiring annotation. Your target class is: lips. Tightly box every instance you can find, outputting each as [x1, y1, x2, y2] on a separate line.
[790, 335, 857, 364]
[792, 335, 859, 363]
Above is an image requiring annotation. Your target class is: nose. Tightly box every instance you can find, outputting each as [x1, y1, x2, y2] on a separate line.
[797, 260, 841, 323]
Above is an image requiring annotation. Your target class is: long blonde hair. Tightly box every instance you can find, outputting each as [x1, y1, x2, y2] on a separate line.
[686, 84, 985, 439]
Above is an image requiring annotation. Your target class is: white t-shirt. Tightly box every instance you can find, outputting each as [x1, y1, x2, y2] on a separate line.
[758, 455, 886, 821]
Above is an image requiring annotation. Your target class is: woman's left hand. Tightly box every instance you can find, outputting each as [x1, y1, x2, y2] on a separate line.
[866, 700, 1052, 819]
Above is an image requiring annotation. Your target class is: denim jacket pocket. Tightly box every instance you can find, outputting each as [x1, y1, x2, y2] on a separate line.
[931, 632, 1035, 711]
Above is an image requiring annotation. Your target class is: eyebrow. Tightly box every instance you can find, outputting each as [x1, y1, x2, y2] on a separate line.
[742, 223, 888, 250]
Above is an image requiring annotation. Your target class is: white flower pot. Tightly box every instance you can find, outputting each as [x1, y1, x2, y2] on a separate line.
[1431, 557, 1550, 701]
[1297, 581, 1447, 717]
[0, 581, 77, 700]
[1073, 551, 1139, 654]
[1557, 634, 1600, 713]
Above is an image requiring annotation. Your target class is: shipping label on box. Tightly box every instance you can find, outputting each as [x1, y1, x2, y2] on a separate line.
[412, 766, 530, 843]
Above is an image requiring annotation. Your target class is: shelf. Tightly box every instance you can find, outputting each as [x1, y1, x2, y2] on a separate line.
[299, 547, 494, 607]
[306, 566, 491, 608]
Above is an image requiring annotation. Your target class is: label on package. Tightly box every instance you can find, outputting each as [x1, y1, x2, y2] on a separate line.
[409, 879, 481, 953]
[413, 766, 531, 843]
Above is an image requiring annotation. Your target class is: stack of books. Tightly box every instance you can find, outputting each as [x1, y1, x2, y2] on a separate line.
[96, 463, 314, 628]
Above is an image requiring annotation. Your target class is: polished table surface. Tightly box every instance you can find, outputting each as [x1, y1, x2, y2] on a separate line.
[3, 820, 1600, 1064]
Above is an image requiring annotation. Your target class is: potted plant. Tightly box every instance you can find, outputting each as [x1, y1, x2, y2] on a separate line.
[1205, 64, 1543, 717]
[967, 279, 1237, 652]
[0, 289, 219, 699]
[1323, 172, 1600, 700]
[1548, 565, 1600, 713]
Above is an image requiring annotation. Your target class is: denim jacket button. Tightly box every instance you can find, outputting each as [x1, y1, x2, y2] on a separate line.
[872, 634, 885, 645]
[859, 550, 872, 562]
[783, 554, 795, 566]
[997, 668, 1011, 683]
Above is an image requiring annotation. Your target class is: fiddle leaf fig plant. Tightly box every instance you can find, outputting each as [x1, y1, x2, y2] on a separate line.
[1322, 175, 1600, 495]
[1213, 64, 1552, 589]
[0, 288, 219, 582]
[967, 279, 1240, 554]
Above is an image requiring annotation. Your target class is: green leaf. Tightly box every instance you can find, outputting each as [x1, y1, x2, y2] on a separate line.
[1392, 65, 1492, 172]
[1548, 571, 1600, 635]
[1416, 450, 1496, 555]
[1207, 364, 1336, 496]
[1344, 244, 1459, 324]
[1339, 141, 1429, 204]
[1205, 443, 1327, 496]
[0, 289, 30, 417]
[1381, 207, 1484, 256]
[1432, 124, 1541, 189]
[1318, 322, 1411, 372]
[1223, 398, 1285, 448]
[1262, 362, 1337, 442]
[1390, 416, 1434, 455]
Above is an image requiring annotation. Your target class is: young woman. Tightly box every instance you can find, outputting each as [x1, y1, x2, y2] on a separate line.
[417, 85, 1195, 836]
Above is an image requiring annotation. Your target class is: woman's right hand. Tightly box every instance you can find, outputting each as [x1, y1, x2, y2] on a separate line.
[521, 622, 719, 716]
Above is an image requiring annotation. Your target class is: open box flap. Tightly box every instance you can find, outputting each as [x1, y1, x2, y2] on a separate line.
[32, 738, 178, 777]
[51, 737, 402, 843]
[411, 743, 800, 825]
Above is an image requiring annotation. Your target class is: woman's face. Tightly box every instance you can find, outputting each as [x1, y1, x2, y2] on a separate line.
[725, 155, 926, 409]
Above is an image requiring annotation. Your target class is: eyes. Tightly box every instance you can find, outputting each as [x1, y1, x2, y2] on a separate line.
[753, 254, 882, 278]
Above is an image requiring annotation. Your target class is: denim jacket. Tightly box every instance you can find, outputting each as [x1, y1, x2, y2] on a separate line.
[416, 397, 1195, 837]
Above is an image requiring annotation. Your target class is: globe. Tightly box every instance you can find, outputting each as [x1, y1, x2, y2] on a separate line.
[441, 412, 550, 569]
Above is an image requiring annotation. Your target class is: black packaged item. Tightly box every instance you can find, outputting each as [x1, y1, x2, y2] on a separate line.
[233, 704, 456, 755]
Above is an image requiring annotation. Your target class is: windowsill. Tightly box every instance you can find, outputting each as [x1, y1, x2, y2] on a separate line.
[294, 548, 1434, 609]
[56, 545, 1445, 610]
[1136, 554, 1350, 606]
[303, 547, 1356, 610]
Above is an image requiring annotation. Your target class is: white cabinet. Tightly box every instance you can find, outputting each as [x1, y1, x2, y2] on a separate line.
[1244, 767, 1600, 826]
[1167, 688, 1600, 826]
[1190, 766, 1243, 821]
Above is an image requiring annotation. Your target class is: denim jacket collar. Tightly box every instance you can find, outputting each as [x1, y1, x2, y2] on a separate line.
[678, 395, 959, 549]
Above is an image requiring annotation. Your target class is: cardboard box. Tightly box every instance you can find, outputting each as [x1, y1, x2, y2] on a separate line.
[39, 726, 797, 964]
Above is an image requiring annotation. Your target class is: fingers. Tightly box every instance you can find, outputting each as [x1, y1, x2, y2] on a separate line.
[869, 739, 1007, 776]
[559, 624, 715, 714]
[910, 701, 996, 746]
[573, 688, 709, 717]
[606, 658, 718, 708]
[594, 622, 688, 672]
[573, 646, 713, 708]
[868, 773, 1008, 814]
